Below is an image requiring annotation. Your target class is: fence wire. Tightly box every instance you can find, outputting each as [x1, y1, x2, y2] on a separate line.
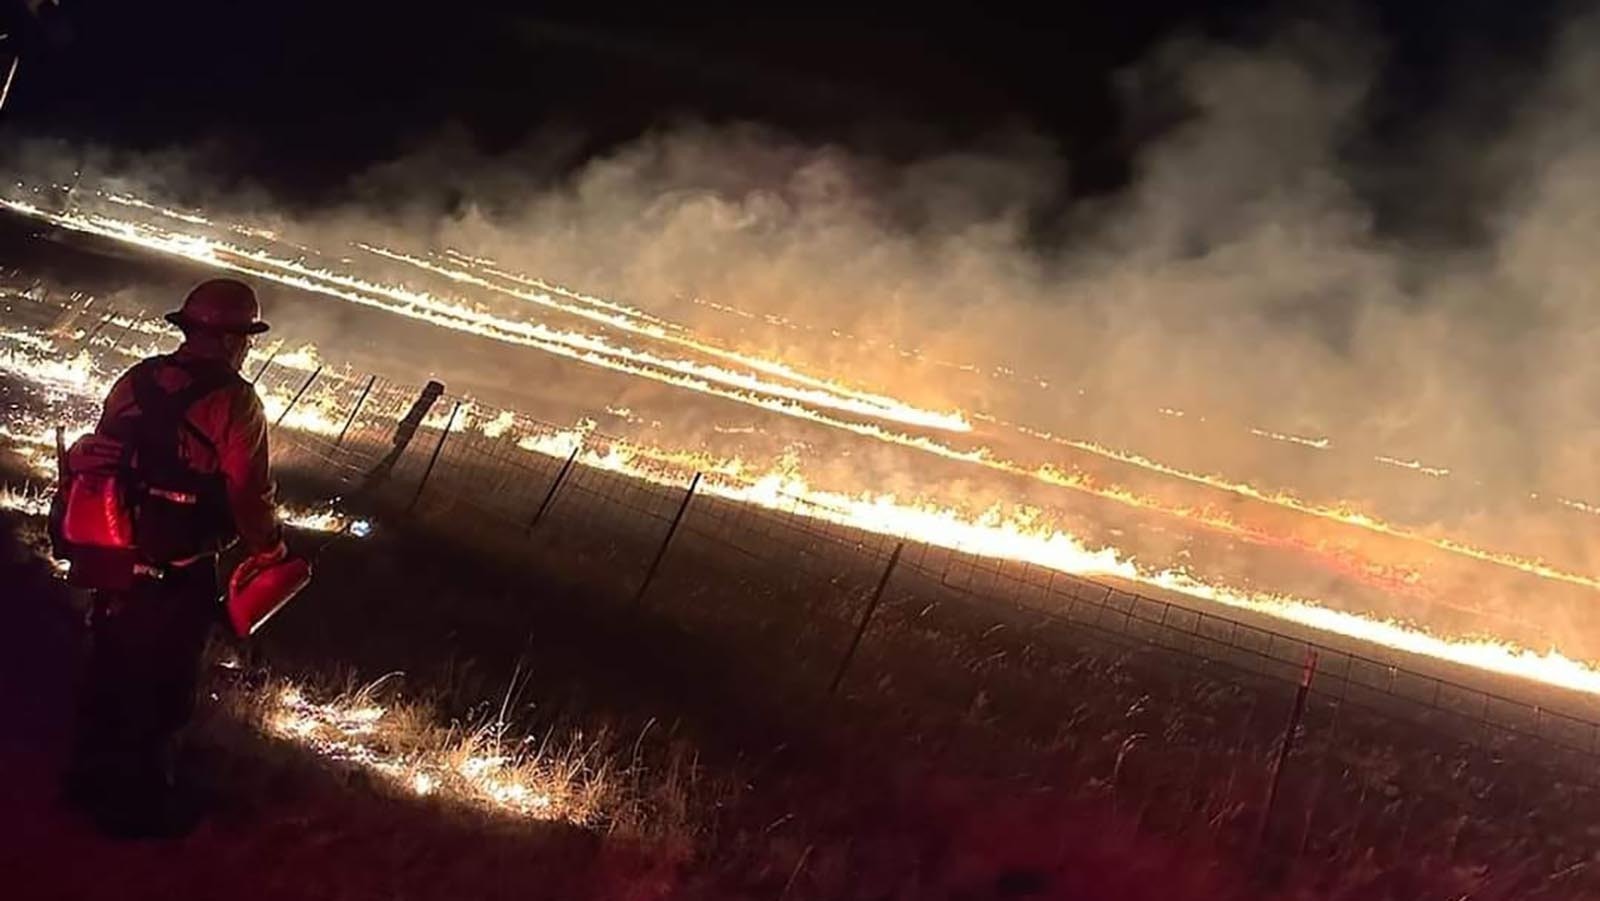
[11, 284, 1600, 888]
[268, 367, 1600, 887]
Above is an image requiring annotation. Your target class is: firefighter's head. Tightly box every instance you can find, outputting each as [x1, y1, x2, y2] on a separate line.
[165, 278, 270, 371]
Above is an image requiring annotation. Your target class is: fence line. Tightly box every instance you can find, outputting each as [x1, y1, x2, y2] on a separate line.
[252, 368, 1600, 757]
[40, 288, 1600, 759]
[11, 284, 1600, 884]
[12, 287, 1600, 756]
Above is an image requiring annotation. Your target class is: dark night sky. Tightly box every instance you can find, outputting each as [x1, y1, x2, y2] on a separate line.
[0, 1, 1570, 210]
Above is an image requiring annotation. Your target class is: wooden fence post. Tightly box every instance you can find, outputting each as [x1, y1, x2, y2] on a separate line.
[364, 379, 444, 486]
[1257, 648, 1319, 863]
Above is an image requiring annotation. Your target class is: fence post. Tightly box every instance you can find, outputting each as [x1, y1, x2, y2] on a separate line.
[408, 399, 462, 512]
[632, 472, 701, 608]
[365, 379, 444, 486]
[80, 309, 115, 347]
[48, 294, 85, 338]
[334, 373, 377, 448]
[527, 442, 581, 533]
[106, 314, 140, 355]
[272, 365, 323, 429]
[249, 347, 279, 386]
[829, 541, 905, 695]
[0, 56, 16, 114]
[1257, 647, 1319, 864]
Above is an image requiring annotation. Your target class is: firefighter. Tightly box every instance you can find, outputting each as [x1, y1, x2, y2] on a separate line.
[64, 277, 286, 837]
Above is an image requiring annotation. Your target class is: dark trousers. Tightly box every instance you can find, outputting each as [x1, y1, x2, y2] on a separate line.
[69, 560, 218, 828]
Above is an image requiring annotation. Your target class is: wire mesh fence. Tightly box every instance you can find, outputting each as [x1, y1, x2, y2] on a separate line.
[11, 283, 1600, 887]
[266, 370, 1600, 885]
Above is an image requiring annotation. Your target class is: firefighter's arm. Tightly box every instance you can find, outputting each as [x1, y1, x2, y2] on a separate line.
[95, 370, 136, 431]
[220, 386, 284, 557]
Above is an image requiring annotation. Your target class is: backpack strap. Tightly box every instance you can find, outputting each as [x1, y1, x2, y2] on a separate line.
[127, 354, 243, 465]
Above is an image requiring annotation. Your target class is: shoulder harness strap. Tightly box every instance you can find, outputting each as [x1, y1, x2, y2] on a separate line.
[128, 355, 243, 458]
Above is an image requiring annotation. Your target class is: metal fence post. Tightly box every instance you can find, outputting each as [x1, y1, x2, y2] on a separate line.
[829, 541, 905, 695]
[80, 309, 115, 348]
[106, 314, 140, 355]
[528, 442, 581, 533]
[632, 472, 701, 607]
[334, 373, 377, 448]
[249, 347, 279, 386]
[272, 365, 323, 429]
[409, 399, 462, 512]
[0, 56, 17, 115]
[1258, 647, 1319, 861]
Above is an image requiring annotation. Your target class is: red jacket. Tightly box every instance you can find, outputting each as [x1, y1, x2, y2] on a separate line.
[96, 346, 282, 556]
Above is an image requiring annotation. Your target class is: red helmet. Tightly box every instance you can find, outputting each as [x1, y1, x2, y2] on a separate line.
[164, 278, 270, 335]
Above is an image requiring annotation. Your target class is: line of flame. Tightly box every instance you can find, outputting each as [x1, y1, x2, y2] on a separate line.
[1, 198, 1428, 565]
[7, 313, 1600, 697]
[15, 194, 1600, 648]
[1004, 424, 1600, 593]
[16, 192, 1600, 598]
[22, 191, 1600, 595]
[1374, 454, 1452, 478]
[358, 242, 969, 432]
[268, 685, 573, 821]
[1250, 427, 1332, 450]
[7, 198, 971, 437]
[509, 426, 1600, 696]
[378, 243, 966, 428]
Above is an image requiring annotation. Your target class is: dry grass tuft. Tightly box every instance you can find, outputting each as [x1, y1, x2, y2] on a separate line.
[214, 663, 707, 853]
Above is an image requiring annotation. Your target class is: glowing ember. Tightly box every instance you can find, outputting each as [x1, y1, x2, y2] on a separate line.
[279, 505, 371, 537]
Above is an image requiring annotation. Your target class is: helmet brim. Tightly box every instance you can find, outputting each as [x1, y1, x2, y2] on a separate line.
[165, 311, 271, 335]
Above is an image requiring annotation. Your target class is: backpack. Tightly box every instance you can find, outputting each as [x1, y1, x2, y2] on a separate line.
[49, 356, 240, 589]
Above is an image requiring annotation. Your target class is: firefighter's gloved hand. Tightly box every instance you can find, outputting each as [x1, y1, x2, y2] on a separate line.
[229, 540, 288, 598]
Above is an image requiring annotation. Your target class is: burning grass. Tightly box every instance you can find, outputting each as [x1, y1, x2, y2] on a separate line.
[10, 294, 1600, 697]
[209, 663, 707, 851]
[276, 503, 372, 538]
[3, 461, 1591, 898]
[14, 194, 1600, 658]
[7, 270, 1600, 895]
[0, 482, 52, 517]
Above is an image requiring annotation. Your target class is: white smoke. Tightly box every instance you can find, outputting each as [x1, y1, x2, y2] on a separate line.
[10, 12, 1600, 639]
